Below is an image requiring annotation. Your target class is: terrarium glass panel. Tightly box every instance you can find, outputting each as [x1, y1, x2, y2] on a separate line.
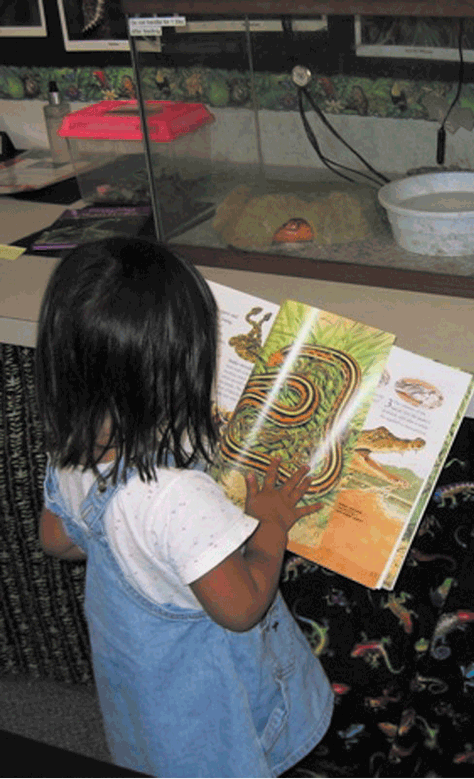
[127, 16, 262, 242]
[125, 11, 474, 281]
[126, 13, 390, 259]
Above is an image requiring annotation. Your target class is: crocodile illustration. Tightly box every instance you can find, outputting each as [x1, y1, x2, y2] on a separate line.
[351, 426, 425, 485]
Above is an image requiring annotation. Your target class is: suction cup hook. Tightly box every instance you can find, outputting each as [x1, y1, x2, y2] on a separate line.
[291, 66, 312, 88]
[0, 132, 17, 162]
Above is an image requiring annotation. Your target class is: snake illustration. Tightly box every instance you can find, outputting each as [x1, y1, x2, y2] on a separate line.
[219, 343, 361, 498]
[228, 307, 273, 363]
[82, 0, 108, 35]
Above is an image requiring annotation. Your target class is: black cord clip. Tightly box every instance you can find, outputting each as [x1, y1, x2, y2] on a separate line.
[436, 127, 446, 166]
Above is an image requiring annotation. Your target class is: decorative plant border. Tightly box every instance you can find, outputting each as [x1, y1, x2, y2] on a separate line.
[1, 64, 473, 127]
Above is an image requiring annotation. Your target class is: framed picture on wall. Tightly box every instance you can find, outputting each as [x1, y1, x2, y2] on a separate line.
[355, 15, 474, 63]
[57, 0, 129, 51]
[0, 0, 47, 36]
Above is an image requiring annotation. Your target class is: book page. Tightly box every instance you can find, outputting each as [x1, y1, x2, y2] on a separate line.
[207, 281, 278, 422]
[32, 206, 152, 250]
[210, 297, 395, 538]
[313, 346, 474, 589]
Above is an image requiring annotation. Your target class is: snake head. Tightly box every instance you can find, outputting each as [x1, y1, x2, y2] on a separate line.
[267, 350, 285, 367]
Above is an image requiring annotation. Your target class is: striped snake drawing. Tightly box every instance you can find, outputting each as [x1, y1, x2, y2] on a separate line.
[220, 343, 361, 498]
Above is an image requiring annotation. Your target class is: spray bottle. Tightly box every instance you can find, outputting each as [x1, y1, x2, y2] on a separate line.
[43, 80, 71, 165]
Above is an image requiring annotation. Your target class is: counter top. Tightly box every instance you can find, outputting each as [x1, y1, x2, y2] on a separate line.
[0, 199, 65, 348]
[1, 196, 473, 415]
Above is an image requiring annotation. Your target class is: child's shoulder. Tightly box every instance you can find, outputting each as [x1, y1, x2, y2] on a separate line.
[113, 464, 222, 499]
[124, 465, 239, 515]
[56, 463, 226, 512]
[142, 465, 225, 497]
[116, 466, 246, 539]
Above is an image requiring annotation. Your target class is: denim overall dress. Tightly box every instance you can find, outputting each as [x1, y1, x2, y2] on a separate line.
[44, 461, 334, 778]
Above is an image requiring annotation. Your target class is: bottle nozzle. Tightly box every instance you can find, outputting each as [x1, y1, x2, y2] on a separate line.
[48, 80, 61, 106]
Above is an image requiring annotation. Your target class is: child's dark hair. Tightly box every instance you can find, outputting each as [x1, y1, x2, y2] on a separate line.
[36, 237, 218, 483]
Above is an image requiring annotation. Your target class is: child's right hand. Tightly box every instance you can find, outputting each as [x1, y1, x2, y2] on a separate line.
[245, 457, 322, 533]
[191, 458, 322, 632]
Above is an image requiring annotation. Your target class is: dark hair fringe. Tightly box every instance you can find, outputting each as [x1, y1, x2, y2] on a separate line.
[36, 237, 218, 484]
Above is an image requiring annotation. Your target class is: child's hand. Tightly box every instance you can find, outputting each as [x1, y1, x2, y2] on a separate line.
[245, 458, 322, 533]
[192, 458, 323, 632]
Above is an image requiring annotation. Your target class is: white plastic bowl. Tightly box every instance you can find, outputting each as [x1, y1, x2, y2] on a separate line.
[378, 172, 474, 256]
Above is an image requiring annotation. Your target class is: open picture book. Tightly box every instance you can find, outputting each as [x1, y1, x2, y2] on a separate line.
[207, 280, 474, 591]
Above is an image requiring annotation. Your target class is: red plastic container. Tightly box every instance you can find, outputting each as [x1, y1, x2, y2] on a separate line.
[59, 100, 214, 143]
[58, 100, 215, 205]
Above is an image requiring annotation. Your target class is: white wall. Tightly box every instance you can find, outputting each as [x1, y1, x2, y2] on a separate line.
[3, 99, 474, 176]
[209, 107, 474, 175]
[0, 99, 84, 151]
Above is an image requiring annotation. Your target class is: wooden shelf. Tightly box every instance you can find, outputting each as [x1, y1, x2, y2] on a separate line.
[122, 1, 474, 18]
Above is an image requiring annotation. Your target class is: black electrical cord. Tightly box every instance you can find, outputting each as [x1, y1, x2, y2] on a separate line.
[298, 89, 357, 183]
[297, 88, 390, 187]
[281, 16, 294, 40]
[437, 19, 465, 165]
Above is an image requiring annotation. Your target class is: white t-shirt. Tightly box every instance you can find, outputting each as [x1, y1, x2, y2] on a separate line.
[57, 467, 259, 610]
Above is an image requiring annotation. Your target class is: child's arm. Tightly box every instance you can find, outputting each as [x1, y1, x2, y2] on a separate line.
[190, 458, 320, 633]
[39, 507, 87, 560]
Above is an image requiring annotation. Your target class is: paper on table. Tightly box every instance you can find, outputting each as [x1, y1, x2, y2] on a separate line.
[0, 149, 96, 194]
[0, 244, 26, 261]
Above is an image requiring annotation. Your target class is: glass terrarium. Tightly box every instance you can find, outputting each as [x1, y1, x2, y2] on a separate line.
[122, 5, 388, 254]
[120, 2, 474, 297]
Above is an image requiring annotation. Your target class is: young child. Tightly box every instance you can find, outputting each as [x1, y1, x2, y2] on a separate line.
[36, 237, 333, 778]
